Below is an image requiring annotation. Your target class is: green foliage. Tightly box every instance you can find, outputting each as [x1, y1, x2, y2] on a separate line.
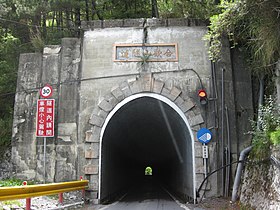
[205, 0, 280, 76]
[30, 28, 44, 52]
[0, 178, 36, 187]
[99, 0, 152, 19]
[269, 129, 280, 146]
[0, 116, 13, 149]
[258, 97, 280, 132]
[158, 0, 217, 19]
[204, 0, 247, 61]
[139, 52, 150, 71]
[0, 200, 22, 209]
[0, 36, 18, 95]
[0, 32, 21, 154]
[0, 178, 24, 208]
[0, 0, 10, 16]
[0, 178, 23, 187]
[250, 96, 280, 160]
[251, 131, 271, 161]
[145, 166, 152, 175]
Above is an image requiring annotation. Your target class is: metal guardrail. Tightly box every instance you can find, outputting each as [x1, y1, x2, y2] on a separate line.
[0, 180, 89, 201]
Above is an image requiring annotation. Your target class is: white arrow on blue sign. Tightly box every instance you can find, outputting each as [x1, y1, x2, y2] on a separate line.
[197, 128, 212, 144]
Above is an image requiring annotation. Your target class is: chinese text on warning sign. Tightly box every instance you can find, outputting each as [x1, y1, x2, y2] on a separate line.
[36, 99, 55, 137]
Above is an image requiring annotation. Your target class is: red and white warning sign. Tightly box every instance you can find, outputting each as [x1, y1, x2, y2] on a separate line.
[36, 99, 55, 137]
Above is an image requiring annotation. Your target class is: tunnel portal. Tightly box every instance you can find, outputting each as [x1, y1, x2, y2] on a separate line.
[99, 94, 195, 202]
[12, 19, 254, 204]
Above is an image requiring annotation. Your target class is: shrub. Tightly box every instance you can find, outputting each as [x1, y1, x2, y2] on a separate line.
[250, 96, 280, 160]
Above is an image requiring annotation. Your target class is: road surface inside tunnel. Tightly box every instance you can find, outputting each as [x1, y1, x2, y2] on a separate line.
[97, 177, 187, 210]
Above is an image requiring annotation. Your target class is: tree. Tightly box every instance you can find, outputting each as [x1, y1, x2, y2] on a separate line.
[276, 61, 280, 105]
[205, 0, 280, 102]
[151, 0, 159, 18]
[157, 0, 217, 19]
[0, 31, 20, 155]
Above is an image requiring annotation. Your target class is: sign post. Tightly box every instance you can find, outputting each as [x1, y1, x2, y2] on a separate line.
[197, 128, 212, 178]
[36, 85, 55, 183]
[44, 137, 46, 184]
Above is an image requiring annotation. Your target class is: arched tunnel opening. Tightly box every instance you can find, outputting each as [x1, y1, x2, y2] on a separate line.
[100, 95, 195, 203]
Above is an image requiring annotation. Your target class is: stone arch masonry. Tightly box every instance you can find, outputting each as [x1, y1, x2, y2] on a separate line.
[84, 73, 206, 200]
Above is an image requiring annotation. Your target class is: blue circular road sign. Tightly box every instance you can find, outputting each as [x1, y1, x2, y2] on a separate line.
[197, 128, 212, 144]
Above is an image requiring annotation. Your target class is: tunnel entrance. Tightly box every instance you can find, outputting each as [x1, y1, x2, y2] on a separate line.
[145, 166, 152, 176]
[98, 93, 195, 203]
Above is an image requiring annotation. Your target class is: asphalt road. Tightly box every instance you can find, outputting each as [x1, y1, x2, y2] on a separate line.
[94, 179, 188, 210]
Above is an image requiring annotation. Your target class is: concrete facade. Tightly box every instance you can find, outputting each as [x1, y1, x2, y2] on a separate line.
[12, 18, 253, 203]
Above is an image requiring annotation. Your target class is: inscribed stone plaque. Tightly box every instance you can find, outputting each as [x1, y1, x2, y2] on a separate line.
[84, 165, 98, 174]
[114, 43, 178, 62]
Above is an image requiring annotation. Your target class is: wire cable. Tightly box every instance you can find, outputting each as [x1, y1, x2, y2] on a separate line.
[196, 160, 243, 198]
[0, 67, 204, 97]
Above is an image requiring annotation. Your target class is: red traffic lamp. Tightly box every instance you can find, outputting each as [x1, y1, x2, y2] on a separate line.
[198, 89, 207, 105]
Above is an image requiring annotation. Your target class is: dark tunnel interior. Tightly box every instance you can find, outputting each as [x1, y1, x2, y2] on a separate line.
[100, 96, 194, 203]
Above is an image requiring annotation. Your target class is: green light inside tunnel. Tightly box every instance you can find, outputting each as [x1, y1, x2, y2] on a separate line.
[145, 166, 152, 175]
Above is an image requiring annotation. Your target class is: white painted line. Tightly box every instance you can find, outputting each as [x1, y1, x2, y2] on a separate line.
[162, 187, 191, 210]
[98, 193, 127, 210]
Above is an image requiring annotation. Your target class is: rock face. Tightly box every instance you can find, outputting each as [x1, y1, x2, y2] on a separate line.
[11, 18, 253, 203]
[0, 150, 12, 180]
[12, 39, 80, 182]
[240, 148, 280, 209]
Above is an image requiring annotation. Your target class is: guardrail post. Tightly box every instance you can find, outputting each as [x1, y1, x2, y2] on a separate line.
[23, 181, 31, 210]
[80, 176, 85, 199]
[59, 192, 63, 204]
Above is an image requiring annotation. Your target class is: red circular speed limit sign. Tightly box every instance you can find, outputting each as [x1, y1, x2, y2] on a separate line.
[40, 84, 53, 98]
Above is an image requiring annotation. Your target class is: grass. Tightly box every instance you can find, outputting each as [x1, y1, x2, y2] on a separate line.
[0, 200, 23, 209]
[0, 178, 23, 187]
[0, 178, 37, 187]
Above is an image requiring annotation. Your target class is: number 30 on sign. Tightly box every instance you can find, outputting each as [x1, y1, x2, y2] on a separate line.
[40, 84, 53, 98]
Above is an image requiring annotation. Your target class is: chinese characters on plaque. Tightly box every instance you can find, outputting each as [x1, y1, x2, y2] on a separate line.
[36, 99, 55, 137]
[114, 43, 178, 62]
